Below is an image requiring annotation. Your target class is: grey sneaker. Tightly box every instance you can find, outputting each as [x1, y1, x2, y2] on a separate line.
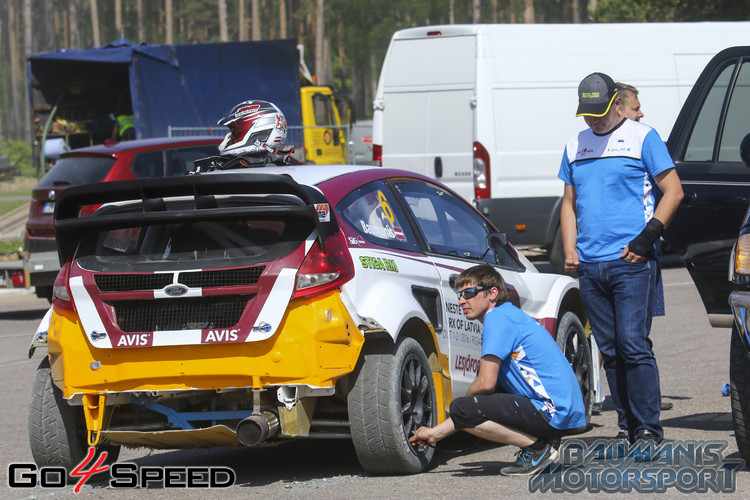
[500, 442, 559, 476]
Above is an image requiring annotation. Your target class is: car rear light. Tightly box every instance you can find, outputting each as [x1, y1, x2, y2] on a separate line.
[52, 260, 76, 312]
[473, 141, 491, 199]
[373, 144, 382, 167]
[736, 234, 750, 274]
[293, 231, 355, 298]
[29, 198, 40, 217]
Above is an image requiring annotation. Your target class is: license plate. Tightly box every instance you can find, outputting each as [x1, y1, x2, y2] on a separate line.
[42, 202, 55, 214]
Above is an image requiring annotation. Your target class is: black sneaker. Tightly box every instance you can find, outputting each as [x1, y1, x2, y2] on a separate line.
[615, 429, 630, 441]
[500, 442, 558, 476]
[634, 428, 662, 444]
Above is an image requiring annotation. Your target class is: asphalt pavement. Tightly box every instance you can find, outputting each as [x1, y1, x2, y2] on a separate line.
[0, 262, 747, 498]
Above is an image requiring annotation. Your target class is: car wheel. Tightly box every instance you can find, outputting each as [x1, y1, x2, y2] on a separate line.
[28, 357, 120, 470]
[556, 311, 593, 429]
[348, 337, 436, 475]
[730, 324, 750, 463]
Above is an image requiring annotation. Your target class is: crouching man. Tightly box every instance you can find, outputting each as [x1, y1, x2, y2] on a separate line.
[409, 264, 586, 475]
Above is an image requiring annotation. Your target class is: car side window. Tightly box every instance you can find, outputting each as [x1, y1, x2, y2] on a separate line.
[131, 151, 165, 178]
[684, 63, 736, 163]
[174, 146, 221, 174]
[719, 61, 750, 163]
[337, 181, 418, 252]
[393, 180, 522, 269]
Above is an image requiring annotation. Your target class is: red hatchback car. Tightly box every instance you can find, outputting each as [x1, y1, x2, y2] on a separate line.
[24, 136, 221, 298]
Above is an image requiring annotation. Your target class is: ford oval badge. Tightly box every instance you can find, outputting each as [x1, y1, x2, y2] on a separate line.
[164, 284, 189, 297]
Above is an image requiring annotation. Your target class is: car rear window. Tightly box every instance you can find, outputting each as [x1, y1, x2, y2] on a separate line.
[40, 156, 116, 185]
[74, 201, 316, 271]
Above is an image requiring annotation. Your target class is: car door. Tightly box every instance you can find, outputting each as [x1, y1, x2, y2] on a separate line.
[390, 179, 529, 399]
[665, 52, 750, 320]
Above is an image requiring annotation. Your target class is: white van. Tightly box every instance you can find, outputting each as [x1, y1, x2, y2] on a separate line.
[372, 22, 750, 269]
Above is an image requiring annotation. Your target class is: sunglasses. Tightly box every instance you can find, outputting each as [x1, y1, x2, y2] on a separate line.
[456, 286, 492, 300]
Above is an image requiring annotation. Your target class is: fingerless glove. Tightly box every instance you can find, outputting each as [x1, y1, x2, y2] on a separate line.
[628, 218, 664, 257]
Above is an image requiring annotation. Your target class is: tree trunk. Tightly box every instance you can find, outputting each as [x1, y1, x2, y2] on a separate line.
[43, 0, 54, 50]
[472, 0, 481, 23]
[90, 0, 100, 46]
[8, 1, 21, 139]
[137, 0, 145, 43]
[239, 0, 248, 41]
[279, 0, 287, 39]
[68, 0, 80, 48]
[251, 0, 260, 40]
[524, 0, 535, 23]
[218, 0, 228, 41]
[165, 0, 173, 44]
[23, 0, 32, 140]
[315, 0, 325, 84]
[588, 0, 598, 21]
[449, 0, 455, 24]
[115, 0, 123, 39]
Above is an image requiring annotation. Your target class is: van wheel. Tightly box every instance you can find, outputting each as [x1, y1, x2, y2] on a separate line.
[28, 357, 120, 471]
[556, 311, 593, 429]
[730, 324, 750, 463]
[348, 337, 436, 474]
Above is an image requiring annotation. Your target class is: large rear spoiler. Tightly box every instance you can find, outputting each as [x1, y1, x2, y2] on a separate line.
[54, 172, 338, 264]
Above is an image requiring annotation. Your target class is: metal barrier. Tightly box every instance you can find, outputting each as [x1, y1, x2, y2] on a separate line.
[168, 123, 373, 165]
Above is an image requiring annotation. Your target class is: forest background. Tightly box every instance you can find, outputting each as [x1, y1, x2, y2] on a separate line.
[0, 0, 749, 178]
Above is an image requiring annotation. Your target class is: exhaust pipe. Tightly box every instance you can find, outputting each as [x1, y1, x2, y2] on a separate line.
[236, 411, 279, 446]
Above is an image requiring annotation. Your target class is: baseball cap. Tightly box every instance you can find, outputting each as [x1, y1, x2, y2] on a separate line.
[576, 72, 618, 117]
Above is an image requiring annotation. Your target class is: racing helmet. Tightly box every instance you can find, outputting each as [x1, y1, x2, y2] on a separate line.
[217, 100, 287, 156]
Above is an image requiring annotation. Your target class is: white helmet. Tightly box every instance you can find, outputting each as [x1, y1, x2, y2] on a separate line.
[217, 100, 287, 156]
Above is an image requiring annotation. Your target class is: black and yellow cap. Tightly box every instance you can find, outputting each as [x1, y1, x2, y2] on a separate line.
[576, 72, 618, 117]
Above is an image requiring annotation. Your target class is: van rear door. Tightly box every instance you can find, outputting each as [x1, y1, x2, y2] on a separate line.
[378, 31, 476, 201]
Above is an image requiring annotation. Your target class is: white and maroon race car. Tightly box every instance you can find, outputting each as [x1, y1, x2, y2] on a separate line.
[28, 164, 595, 475]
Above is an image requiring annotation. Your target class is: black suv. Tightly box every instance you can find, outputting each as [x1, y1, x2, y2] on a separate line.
[664, 46, 750, 462]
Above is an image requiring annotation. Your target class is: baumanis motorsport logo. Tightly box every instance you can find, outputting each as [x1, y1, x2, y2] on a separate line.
[529, 439, 745, 494]
[8, 448, 236, 492]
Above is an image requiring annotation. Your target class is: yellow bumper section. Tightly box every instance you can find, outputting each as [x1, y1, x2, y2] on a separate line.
[47, 291, 364, 399]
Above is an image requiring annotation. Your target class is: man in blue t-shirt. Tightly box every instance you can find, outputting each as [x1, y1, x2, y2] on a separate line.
[557, 73, 684, 445]
[409, 265, 586, 476]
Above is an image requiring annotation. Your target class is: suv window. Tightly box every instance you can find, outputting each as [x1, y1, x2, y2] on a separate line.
[40, 156, 116, 185]
[685, 60, 750, 163]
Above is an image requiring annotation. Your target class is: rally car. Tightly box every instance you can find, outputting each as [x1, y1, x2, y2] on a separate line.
[28, 164, 593, 475]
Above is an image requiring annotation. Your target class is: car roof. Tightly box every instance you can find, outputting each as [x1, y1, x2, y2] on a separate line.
[60, 136, 222, 156]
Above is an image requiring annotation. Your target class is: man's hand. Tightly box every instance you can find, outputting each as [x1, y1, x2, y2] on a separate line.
[409, 426, 437, 447]
[621, 245, 647, 263]
[564, 249, 580, 273]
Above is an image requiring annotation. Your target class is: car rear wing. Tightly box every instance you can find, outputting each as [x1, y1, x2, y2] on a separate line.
[54, 172, 339, 264]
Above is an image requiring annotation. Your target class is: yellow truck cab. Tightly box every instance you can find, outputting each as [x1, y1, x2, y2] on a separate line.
[299, 86, 349, 165]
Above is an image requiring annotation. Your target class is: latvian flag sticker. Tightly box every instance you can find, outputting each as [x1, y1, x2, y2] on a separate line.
[393, 226, 406, 240]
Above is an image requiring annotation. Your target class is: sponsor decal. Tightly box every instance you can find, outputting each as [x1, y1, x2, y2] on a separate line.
[202, 329, 239, 343]
[347, 235, 367, 246]
[529, 439, 744, 494]
[454, 353, 481, 377]
[236, 104, 260, 118]
[359, 256, 398, 272]
[116, 333, 152, 347]
[315, 203, 330, 222]
[8, 448, 235, 492]
[581, 92, 600, 98]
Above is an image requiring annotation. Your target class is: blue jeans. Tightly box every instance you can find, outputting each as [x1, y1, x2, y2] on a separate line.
[578, 259, 663, 441]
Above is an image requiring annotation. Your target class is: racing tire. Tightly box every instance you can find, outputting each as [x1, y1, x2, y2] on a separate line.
[555, 311, 593, 431]
[348, 337, 437, 475]
[730, 324, 750, 463]
[28, 357, 120, 471]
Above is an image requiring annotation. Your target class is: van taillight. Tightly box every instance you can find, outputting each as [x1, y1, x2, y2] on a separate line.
[293, 231, 355, 299]
[373, 144, 382, 167]
[52, 260, 75, 312]
[473, 141, 491, 199]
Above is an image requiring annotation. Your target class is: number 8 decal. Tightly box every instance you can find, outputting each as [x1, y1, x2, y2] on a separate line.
[377, 190, 395, 224]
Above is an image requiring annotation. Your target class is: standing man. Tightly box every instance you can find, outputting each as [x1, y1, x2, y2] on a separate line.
[409, 264, 586, 476]
[558, 73, 684, 444]
[615, 82, 644, 122]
